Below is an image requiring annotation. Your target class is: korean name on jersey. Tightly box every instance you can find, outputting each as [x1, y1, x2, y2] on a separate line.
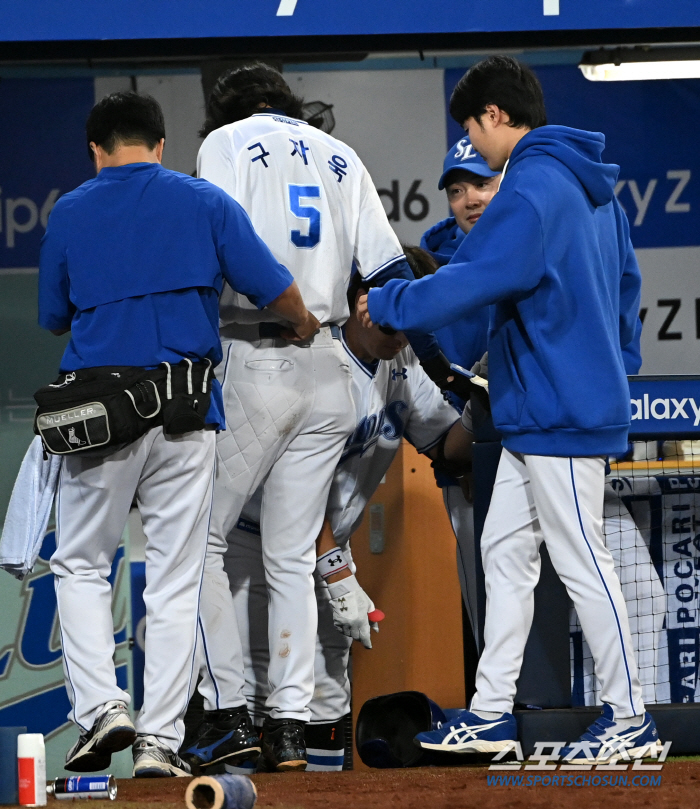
[197, 112, 407, 328]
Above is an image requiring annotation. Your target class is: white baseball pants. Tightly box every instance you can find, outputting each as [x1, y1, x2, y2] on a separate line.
[442, 485, 478, 641]
[51, 427, 216, 752]
[199, 326, 355, 721]
[472, 449, 644, 719]
[220, 521, 351, 724]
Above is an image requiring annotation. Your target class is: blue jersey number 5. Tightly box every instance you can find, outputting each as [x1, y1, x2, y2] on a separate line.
[289, 184, 321, 249]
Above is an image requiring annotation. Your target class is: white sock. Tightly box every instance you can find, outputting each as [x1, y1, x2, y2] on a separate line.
[610, 713, 645, 732]
[471, 709, 503, 721]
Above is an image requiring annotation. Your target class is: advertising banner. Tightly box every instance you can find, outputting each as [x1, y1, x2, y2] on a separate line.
[0, 533, 134, 778]
[572, 475, 700, 705]
[2, 1, 699, 42]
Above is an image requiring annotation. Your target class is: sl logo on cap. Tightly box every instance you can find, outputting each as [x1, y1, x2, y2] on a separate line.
[455, 139, 477, 161]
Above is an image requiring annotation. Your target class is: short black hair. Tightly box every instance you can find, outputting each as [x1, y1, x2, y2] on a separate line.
[449, 55, 547, 130]
[347, 271, 370, 311]
[86, 92, 165, 161]
[200, 62, 304, 138]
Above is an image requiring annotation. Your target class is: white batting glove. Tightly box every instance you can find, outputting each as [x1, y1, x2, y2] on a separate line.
[327, 575, 379, 650]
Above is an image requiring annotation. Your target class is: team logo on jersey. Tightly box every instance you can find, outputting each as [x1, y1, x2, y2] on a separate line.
[341, 400, 408, 462]
[391, 368, 408, 381]
[455, 139, 477, 162]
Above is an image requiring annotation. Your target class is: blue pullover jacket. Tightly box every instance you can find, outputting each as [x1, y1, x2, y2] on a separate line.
[421, 216, 489, 371]
[368, 126, 642, 457]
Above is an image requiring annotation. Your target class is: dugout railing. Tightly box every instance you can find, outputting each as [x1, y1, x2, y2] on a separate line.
[469, 375, 700, 756]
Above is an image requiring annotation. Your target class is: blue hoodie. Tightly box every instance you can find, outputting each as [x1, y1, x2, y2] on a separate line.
[368, 126, 642, 457]
[420, 217, 489, 371]
[421, 216, 465, 264]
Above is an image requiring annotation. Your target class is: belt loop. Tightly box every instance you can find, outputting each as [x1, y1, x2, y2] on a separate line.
[330, 324, 341, 340]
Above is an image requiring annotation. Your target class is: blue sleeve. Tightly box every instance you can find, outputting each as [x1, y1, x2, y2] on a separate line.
[367, 190, 544, 333]
[38, 204, 75, 331]
[619, 237, 643, 375]
[367, 256, 440, 360]
[212, 190, 294, 309]
[366, 257, 413, 286]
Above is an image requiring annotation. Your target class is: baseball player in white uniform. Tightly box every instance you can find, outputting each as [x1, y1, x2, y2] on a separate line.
[191, 64, 429, 771]
[188, 272, 472, 772]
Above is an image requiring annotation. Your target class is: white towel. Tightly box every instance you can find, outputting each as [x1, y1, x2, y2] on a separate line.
[0, 437, 62, 579]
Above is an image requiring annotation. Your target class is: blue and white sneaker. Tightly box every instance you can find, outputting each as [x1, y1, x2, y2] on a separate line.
[560, 705, 662, 764]
[415, 709, 517, 753]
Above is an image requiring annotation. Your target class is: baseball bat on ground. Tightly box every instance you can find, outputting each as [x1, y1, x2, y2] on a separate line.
[185, 774, 257, 809]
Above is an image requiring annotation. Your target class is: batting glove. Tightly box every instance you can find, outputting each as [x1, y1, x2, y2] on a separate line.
[327, 575, 379, 650]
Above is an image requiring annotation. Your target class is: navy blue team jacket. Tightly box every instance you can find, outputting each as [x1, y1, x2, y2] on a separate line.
[39, 161, 294, 427]
[368, 126, 643, 458]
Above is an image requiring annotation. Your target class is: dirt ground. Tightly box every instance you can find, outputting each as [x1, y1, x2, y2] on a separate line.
[36, 761, 700, 809]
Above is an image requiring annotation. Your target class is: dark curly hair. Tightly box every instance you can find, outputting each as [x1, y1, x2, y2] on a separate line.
[200, 62, 304, 138]
[450, 55, 547, 130]
[402, 245, 439, 279]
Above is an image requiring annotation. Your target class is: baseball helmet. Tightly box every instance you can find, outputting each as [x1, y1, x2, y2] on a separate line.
[356, 691, 463, 768]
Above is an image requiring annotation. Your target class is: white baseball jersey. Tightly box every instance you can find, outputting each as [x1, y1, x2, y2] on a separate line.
[197, 112, 406, 326]
[237, 333, 459, 539]
[328, 333, 459, 544]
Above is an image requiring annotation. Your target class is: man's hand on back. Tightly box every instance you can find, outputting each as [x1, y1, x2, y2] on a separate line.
[281, 311, 321, 342]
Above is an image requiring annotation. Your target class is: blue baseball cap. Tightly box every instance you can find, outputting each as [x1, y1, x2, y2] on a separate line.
[437, 136, 500, 190]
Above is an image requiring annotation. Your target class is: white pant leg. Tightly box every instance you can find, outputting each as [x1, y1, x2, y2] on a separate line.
[52, 427, 215, 750]
[224, 523, 271, 724]
[471, 449, 543, 714]
[52, 445, 142, 731]
[225, 520, 351, 725]
[198, 336, 313, 711]
[261, 336, 354, 720]
[525, 454, 644, 718]
[134, 429, 216, 750]
[442, 485, 478, 641]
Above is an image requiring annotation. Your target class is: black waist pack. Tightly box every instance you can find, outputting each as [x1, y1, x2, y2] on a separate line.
[33, 359, 213, 456]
